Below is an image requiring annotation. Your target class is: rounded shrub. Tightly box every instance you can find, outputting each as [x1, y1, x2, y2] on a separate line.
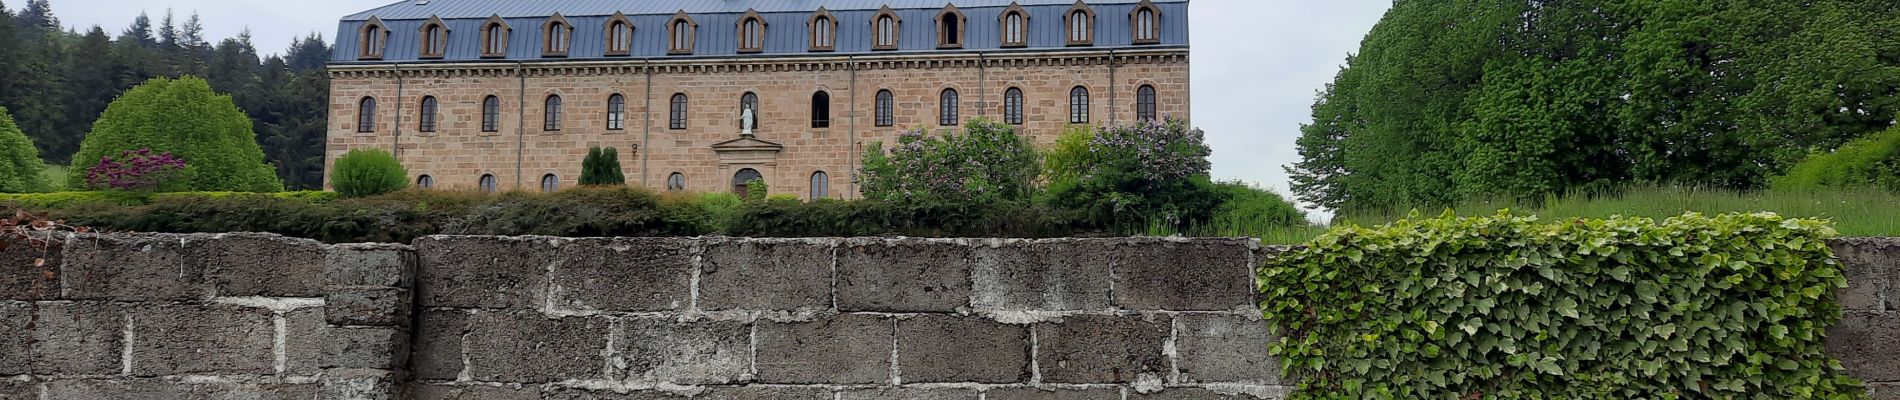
[69, 76, 283, 192]
[1774, 126, 1900, 191]
[0, 106, 49, 193]
[330, 149, 409, 198]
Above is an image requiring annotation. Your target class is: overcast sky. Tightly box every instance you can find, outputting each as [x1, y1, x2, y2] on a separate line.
[48, 0, 1393, 218]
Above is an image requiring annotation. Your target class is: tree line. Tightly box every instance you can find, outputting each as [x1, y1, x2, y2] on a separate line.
[0, 0, 329, 189]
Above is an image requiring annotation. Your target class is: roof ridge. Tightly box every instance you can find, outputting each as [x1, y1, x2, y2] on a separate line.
[342, 0, 1184, 22]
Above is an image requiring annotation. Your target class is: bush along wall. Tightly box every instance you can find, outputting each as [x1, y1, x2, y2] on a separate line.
[1258, 212, 1863, 399]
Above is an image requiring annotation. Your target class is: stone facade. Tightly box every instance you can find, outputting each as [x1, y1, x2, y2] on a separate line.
[326, 49, 1190, 198]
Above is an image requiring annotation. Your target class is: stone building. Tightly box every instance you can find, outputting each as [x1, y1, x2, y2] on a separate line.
[326, 0, 1190, 198]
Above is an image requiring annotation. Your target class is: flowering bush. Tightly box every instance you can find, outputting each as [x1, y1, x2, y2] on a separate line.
[859, 118, 1041, 205]
[84, 148, 187, 192]
[1042, 118, 1222, 229]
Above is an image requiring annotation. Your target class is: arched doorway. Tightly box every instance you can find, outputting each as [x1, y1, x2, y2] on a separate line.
[733, 168, 763, 198]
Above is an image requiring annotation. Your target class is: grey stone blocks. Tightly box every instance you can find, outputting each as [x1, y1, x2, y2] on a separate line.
[699, 238, 835, 311]
[415, 236, 558, 309]
[548, 238, 695, 312]
[757, 313, 894, 384]
[462, 312, 610, 383]
[897, 315, 1030, 383]
[1035, 314, 1172, 384]
[837, 238, 974, 312]
[1112, 239, 1253, 311]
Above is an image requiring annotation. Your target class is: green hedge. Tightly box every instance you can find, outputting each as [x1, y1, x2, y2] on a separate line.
[1258, 212, 1862, 399]
[723, 198, 1094, 238]
[0, 191, 336, 209]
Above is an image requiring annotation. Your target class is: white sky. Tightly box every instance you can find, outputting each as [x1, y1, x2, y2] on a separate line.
[50, 0, 1393, 218]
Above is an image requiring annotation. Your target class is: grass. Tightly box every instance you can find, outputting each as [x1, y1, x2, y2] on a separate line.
[39, 165, 67, 190]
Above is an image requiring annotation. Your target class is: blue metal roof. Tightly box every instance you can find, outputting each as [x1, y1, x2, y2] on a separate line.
[331, 1, 1188, 63]
[343, 0, 1180, 21]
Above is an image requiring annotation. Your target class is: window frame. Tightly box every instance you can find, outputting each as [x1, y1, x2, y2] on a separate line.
[872, 7, 901, 51]
[668, 12, 698, 55]
[812, 91, 832, 128]
[999, 5, 1029, 48]
[940, 88, 960, 127]
[604, 13, 634, 56]
[418, 96, 438, 133]
[1070, 86, 1091, 124]
[1130, 0, 1162, 45]
[543, 94, 563, 132]
[733, 168, 763, 198]
[670, 93, 690, 130]
[479, 174, 499, 194]
[419, 16, 448, 59]
[357, 97, 377, 133]
[416, 174, 434, 189]
[1004, 87, 1025, 125]
[1064, 3, 1095, 47]
[810, 171, 829, 200]
[936, 5, 966, 49]
[540, 174, 559, 193]
[607, 94, 626, 130]
[809, 8, 838, 52]
[1136, 85, 1157, 122]
[667, 172, 686, 191]
[482, 95, 501, 132]
[357, 17, 388, 60]
[480, 15, 510, 58]
[542, 14, 573, 58]
[737, 10, 766, 54]
[875, 90, 895, 127]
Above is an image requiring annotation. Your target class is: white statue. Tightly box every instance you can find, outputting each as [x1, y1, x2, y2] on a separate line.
[740, 107, 755, 136]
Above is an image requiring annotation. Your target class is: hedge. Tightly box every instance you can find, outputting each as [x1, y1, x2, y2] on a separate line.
[0, 191, 336, 209]
[1258, 212, 1862, 398]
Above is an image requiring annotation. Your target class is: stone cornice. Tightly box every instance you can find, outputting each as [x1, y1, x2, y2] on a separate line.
[326, 47, 1188, 79]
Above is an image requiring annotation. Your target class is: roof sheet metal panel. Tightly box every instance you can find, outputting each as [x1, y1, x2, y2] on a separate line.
[343, 0, 1180, 21]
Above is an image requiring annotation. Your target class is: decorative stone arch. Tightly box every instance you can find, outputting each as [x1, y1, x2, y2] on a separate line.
[736, 9, 767, 54]
[603, 12, 635, 56]
[1064, 1, 1096, 47]
[480, 14, 511, 58]
[1129, 0, 1162, 45]
[935, 4, 968, 49]
[542, 13, 574, 57]
[808, 7, 838, 52]
[998, 2, 1030, 48]
[668, 11, 698, 55]
[357, 16, 389, 60]
[871, 6, 901, 51]
[418, 16, 448, 59]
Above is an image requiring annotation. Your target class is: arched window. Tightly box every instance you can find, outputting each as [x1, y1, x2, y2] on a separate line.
[607, 94, 626, 130]
[543, 95, 563, 131]
[541, 174, 559, 192]
[812, 91, 832, 128]
[418, 96, 438, 133]
[481, 16, 509, 58]
[419, 17, 447, 59]
[1065, 5, 1094, 46]
[1000, 6, 1028, 48]
[669, 12, 697, 55]
[543, 15, 573, 57]
[937, 6, 965, 49]
[605, 14, 634, 56]
[733, 168, 762, 197]
[1070, 86, 1091, 124]
[875, 90, 895, 127]
[738, 11, 765, 53]
[357, 97, 377, 133]
[940, 89, 960, 126]
[670, 93, 689, 129]
[810, 10, 837, 51]
[416, 175, 434, 189]
[479, 174, 498, 193]
[1131, 1, 1161, 44]
[1137, 85, 1157, 121]
[482, 96, 501, 132]
[740, 92, 759, 131]
[667, 173, 686, 191]
[810, 171, 829, 199]
[872, 8, 899, 51]
[1004, 88, 1025, 125]
[358, 17, 387, 60]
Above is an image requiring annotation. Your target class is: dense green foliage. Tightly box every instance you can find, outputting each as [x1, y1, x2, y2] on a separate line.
[1042, 118, 1220, 229]
[724, 197, 1090, 238]
[329, 149, 408, 198]
[579, 147, 626, 186]
[1260, 212, 1861, 398]
[1291, 0, 1900, 212]
[0, 1, 331, 188]
[0, 190, 332, 208]
[1775, 126, 1900, 191]
[745, 178, 769, 201]
[69, 77, 282, 192]
[0, 106, 48, 193]
[861, 118, 1041, 205]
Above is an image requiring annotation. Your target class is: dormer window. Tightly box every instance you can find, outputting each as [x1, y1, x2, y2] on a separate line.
[1065, 2, 1095, 47]
[872, 7, 900, 51]
[669, 11, 697, 55]
[737, 10, 766, 54]
[604, 13, 633, 56]
[999, 4, 1028, 48]
[936, 5, 966, 49]
[481, 15, 510, 58]
[419, 17, 447, 59]
[809, 8, 837, 52]
[1131, 0, 1161, 44]
[357, 17, 388, 60]
[543, 14, 573, 57]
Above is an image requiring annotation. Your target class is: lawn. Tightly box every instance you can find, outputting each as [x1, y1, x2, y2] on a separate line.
[40, 165, 66, 189]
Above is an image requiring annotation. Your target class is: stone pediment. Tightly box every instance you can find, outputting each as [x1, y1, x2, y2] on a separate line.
[711, 135, 783, 164]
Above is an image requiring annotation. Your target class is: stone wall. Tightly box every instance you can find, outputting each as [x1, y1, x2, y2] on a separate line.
[3, 234, 1896, 399]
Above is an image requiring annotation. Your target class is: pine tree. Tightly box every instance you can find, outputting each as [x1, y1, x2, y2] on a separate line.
[120, 11, 153, 47]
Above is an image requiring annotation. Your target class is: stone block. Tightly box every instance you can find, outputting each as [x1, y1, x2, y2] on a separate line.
[464, 312, 610, 383]
[1112, 239, 1253, 311]
[699, 238, 835, 311]
[837, 387, 978, 400]
[61, 233, 201, 301]
[188, 382, 319, 399]
[1871, 383, 1900, 400]
[1131, 387, 1290, 399]
[415, 236, 559, 309]
[43, 379, 193, 399]
[283, 307, 326, 375]
[756, 314, 893, 384]
[896, 315, 1029, 383]
[185, 233, 326, 297]
[972, 239, 1115, 312]
[1176, 314, 1280, 383]
[326, 286, 411, 326]
[542, 388, 689, 399]
[326, 243, 414, 287]
[1036, 314, 1171, 384]
[0, 378, 35, 400]
[318, 369, 401, 400]
[32, 302, 126, 375]
[0, 239, 60, 300]
[412, 384, 539, 400]
[0, 303, 28, 375]
[549, 238, 694, 312]
[694, 386, 834, 400]
[1832, 238, 1897, 312]
[984, 387, 1123, 400]
[1828, 311, 1900, 382]
[614, 318, 751, 384]
[130, 303, 275, 375]
[324, 327, 409, 370]
[412, 309, 470, 380]
[836, 239, 973, 312]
